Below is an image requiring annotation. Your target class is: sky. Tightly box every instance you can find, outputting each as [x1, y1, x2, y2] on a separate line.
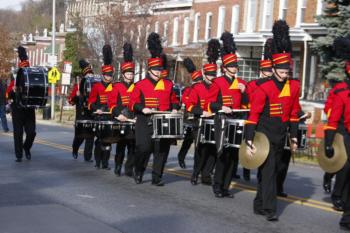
[0, 0, 27, 11]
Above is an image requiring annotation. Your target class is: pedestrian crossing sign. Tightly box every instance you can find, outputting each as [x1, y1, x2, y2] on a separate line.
[48, 67, 61, 84]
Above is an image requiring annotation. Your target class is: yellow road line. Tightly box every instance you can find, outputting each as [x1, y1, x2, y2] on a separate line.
[0, 132, 340, 214]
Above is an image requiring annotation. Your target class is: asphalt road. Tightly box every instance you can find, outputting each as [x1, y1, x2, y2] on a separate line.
[0, 120, 346, 233]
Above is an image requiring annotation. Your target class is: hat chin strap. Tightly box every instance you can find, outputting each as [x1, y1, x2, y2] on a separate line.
[149, 70, 160, 79]
[122, 73, 133, 83]
[225, 68, 236, 78]
[273, 68, 287, 82]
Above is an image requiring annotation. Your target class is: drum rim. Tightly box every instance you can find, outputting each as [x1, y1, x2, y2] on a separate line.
[76, 120, 95, 123]
[96, 120, 119, 125]
[152, 113, 184, 118]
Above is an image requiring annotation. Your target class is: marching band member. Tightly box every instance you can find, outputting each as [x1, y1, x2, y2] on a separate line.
[324, 37, 350, 220]
[177, 85, 192, 169]
[68, 59, 95, 162]
[245, 20, 301, 221]
[184, 39, 220, 185]
[109, 43, 136, 177]
[129, 32, 180, 186]
[88, 44, 115, 170]
[206, 32, 248, 198]
[6, 46, 36, 162]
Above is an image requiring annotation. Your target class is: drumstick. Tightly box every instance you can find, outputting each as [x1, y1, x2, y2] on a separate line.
[114, 117, 136, 123]
[93, 111, 111, 114]
[201, 109, 251, 117]
[151, 111, 173, 114]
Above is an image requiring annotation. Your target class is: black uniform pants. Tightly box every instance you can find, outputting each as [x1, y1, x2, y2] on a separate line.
[193, 143, 216, 178]
[177, 127, 194, 162]
[72, 135, 94, 161]
[276, 149, 292, 193]
[254, 142, 284, 213]
[115, 139, 136, 174]
[340, 132, 350, 225]
[11, 107, 36, 159]
[214, 147, 238, 190]
[135, 137, 171, 180]
[94, 138, 111, 168]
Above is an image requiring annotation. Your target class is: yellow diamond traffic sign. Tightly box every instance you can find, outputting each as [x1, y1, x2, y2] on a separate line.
[48, 67, 61, 84]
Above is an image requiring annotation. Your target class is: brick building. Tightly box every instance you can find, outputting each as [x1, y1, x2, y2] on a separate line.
[19, 26, 66, 68]
[66, 0, 327, 99]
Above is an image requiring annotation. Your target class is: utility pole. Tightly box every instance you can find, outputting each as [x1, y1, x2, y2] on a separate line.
[51, 0, 56, 119]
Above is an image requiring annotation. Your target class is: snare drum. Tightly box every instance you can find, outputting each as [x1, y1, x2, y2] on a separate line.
[95, 121, 120, 144]
[75, 120, 95, 139]
[200, 119, 216, 144]
[117, 121, 135, 140]
[224, 119, 245, 148]
[16, 67, 49, 107]
[152, 113, 184, 139]
[284, 124, 308, 150]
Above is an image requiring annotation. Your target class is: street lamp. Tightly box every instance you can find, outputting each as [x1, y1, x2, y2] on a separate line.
[51, 0, 56, 119]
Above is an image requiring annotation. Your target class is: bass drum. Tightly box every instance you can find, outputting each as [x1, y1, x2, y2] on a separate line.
[16, 67, 49, 108]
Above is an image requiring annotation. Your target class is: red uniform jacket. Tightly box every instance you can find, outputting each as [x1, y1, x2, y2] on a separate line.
[68, 84, 79, 105]
[129, 77, 180, 113]
[108, 81, 134, 116]
[206, 75, 248, 113]
[246, 79, 258, 103]
[245, 77, 301, 143]
[5, 80, 15, 100]
[325, 86, 350, 132]
[88, 81, 114, 112]
[186, 81, 211, 116]
[324, 81, 349, 117]
[181, 86, 191, 107]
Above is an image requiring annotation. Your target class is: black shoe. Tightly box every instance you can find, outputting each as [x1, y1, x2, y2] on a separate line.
[265, 211, 278, 221]
[213, 184, 224, 198]
[201, 176, 212, 185]
[114, 165, 122, 176]
[222, 189, 234, 198]
[84, 159, 93, 163]
[340, 222, 350, 230]
[254, 209, 267, 216]
[323, 177, 332, 193]
[152, 178, 165, 186]
[332, 197, 345, 211]
[15, 158, 22, 162]
[4, 129, 9, 133]
[178, 159, 186, 169]
[102, 166, 111, 170]
[191, 173, 198, 185]
[95, 163, 101, 169]
[133, 171, 143, 184]
[323, 183, 331, 194]
[72, 152, 78, 159]
[277, 192, 288, 198]
[232, 174, 241, 179]
[24, 148, 31, 160]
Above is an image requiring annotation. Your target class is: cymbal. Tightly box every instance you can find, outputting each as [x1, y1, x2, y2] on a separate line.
[239, 132, 270, 169]
[318, 133, 348, 173]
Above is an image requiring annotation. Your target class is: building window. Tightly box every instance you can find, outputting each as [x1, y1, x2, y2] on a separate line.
[155, 21, 159, 33]
[279, 0, 288, 20]
[172, 17, 179, 46]
[237, 59, 260, 82]
[246, 0, 257, 33]
[193, 13, 200, 42]
[260, 0, 274, 30]
[231, 5, 240, 35]
[316, 0, 324, 16]
[163, 22, 169, 46]
[217, 6, 226, 38]
[205, 12, 213, 41]
[183, 17, 190, 45]
[296, 0, 307, 27]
